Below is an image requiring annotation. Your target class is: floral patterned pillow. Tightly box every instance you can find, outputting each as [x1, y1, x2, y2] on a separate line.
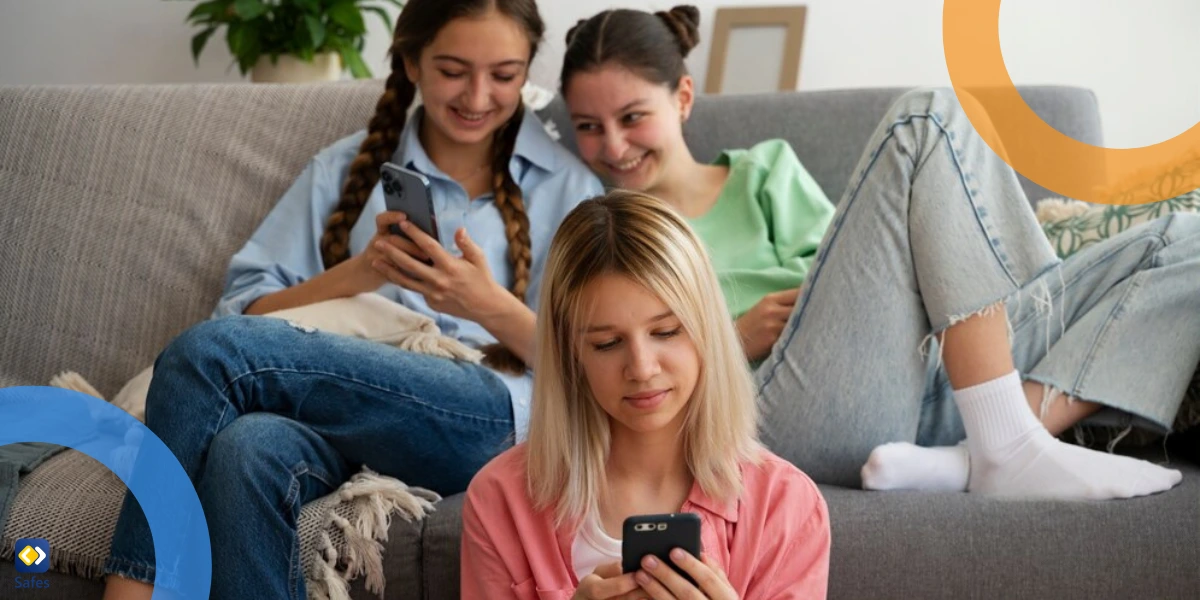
[1036, 189, 1200, 258]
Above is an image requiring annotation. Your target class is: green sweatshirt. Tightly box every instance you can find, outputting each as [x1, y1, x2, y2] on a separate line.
[689, 139, 836, 318]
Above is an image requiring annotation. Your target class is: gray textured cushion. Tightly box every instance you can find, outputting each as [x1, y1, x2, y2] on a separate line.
[540, 86, 1105, 208]
[419, 457, 1200, 600]
[823, 454, 1200, 599]
[0, 81, 385, 398]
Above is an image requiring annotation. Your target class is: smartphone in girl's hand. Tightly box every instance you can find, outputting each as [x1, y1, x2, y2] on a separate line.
[381, 162, 439, 242]
[622, 513, 702, 586]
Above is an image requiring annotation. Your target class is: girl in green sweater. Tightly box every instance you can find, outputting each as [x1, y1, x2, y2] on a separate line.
[559, 5, 1196, 501]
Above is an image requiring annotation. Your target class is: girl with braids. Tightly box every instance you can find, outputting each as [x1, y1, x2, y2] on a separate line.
[461, 191, 830, 599]
[561, 5, 1193, 502]
[101, 0, 601, 598]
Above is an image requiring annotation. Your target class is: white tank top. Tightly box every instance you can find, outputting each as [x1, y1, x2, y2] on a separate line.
[572, 513, 622, 582]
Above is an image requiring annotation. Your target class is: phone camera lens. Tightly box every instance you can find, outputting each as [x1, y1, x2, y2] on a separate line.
[383, 184, 394, 195]
[382, 171, 392, 181]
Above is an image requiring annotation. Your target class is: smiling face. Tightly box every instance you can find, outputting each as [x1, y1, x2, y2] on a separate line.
[404, 10, 531, 147]
[563, 65, 695, 195]
[575, 272, 701, 439]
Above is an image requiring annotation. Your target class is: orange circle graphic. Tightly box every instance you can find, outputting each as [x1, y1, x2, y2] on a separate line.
[943, 0, 1200, 204]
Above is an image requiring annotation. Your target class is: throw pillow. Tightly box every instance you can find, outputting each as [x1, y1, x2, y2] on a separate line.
[1036, 189, 1200, 259]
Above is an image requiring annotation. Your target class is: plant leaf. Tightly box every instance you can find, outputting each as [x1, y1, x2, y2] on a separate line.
[228, 19, 262, 75]
[329, 1, 366, 35]
[339, 44, 372, 79]
[226, 20, 243, 55]
[190, 26, 219, 65]
[232, 0, 269, 21]
[376, 0, 406, 12]
[362, 6, 392, 34]
[303, 15, 326, 49]
[186, 1, 229, 24]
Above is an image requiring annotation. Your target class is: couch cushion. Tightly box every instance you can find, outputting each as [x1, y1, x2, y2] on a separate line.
[824, 452, 1200, 599]
[0, 81, 385, 397]
[421, 456, 1199, 599]
[1038, 189, 1200, 260]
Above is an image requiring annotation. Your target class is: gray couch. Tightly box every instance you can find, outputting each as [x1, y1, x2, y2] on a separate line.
[1, 81, 1196, 599]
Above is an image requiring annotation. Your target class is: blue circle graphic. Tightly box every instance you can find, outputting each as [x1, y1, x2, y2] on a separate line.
[0, 386, 211, 597]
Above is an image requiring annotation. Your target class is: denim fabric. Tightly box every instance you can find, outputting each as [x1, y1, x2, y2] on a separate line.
[103, 316, 514, 598]
[756, 88, 1200, 487]
[0, 442, 65, 532]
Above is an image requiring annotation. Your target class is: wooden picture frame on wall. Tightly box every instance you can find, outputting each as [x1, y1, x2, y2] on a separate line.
[705, 6, 808, 95]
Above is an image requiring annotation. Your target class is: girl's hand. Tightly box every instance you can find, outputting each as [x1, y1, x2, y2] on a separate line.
[573, 562, 643, 600]
[344, 211, 427, 293]
[369, 217, 510, 322]
[634, 550, 738, 600]
[734, 287, 800, 361]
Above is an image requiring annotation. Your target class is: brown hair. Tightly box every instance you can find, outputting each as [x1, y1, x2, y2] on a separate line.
[319, 0, 543, 373]
[560, 5, 700, 93]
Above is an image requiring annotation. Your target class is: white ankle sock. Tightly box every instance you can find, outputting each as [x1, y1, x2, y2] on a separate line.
[861, 442, 970, 492]
[956, 370, 1183, 500]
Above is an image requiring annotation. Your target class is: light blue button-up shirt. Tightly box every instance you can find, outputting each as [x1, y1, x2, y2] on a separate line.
[214, 108, 604, 441]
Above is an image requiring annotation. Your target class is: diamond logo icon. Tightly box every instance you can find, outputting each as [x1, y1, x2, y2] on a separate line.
[14, 538, 49, 573]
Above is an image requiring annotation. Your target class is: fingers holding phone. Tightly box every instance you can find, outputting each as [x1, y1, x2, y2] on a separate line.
[572, 562, 642, 600]
[634, 550, 737, 600]
[373, 211, 428, 261]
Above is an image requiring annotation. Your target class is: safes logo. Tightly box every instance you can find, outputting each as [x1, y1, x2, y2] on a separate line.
[14, 538, 49, 574]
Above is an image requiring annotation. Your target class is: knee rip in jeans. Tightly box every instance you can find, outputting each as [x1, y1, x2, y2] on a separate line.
[917, 302, 1006, 371]
[917, 264, 1069, 375]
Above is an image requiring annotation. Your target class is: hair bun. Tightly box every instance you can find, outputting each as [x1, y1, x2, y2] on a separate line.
[565, 17, 588, 48]
[656, 5, 701, 56]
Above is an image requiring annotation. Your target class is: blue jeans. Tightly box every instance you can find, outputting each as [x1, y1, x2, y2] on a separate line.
[102, 316, 514, 598]
[757, 88, 1200, 487]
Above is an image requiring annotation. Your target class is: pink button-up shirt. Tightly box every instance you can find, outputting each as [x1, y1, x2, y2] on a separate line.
[461, 444, 831, 599]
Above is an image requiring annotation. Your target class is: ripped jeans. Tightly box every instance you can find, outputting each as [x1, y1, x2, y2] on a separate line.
[756, 88, 1200, 487]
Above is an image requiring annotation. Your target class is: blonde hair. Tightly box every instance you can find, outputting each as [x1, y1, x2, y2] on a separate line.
[526, 189, 761, 527]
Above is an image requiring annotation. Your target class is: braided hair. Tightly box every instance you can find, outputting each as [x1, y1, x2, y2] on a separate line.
[319, 0, 543, 374]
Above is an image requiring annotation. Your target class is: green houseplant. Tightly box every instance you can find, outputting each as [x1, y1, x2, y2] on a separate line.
[179, 0, 404, 81]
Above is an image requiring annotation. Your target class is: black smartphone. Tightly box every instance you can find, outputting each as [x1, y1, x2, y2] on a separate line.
[380, 162, 439, 242]
[622, 513, 703, 587]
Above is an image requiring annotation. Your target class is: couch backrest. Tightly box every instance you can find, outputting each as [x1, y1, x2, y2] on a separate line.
[0, 82, 383, 396]
[0, 82, 1101, 396]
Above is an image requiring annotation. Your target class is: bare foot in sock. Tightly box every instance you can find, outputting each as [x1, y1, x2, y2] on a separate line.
[958, 371, 1183, 500]
[861, 443, 969, 492]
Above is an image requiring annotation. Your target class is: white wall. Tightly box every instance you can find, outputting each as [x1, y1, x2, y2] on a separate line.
[1, 0, 1197, 148]
[0, 0, 400, 84]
